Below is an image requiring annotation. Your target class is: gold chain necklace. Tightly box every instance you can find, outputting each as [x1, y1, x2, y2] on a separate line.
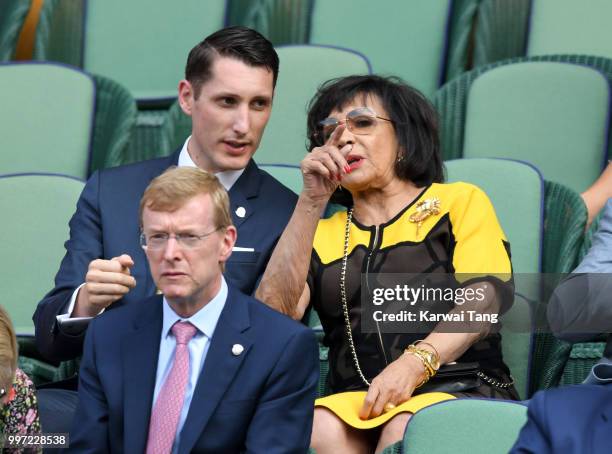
[340, 207, 372, 387]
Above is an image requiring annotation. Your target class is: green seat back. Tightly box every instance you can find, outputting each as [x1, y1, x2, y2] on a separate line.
[0, 63, 94, 179]
[257, 45, 371, 165]
[82, 0, 226, 101]
[0, 174, 84, 335]
[309, 0, 452, 97]
[528, 0, 612, 59]
[403, 399, 528, 453]
[0, 0, 31, 61]
[226, 0, 312, 45]
[463, 61, 609, 193]
[258, 164, 302, 195]
[445, 158, 543, 399]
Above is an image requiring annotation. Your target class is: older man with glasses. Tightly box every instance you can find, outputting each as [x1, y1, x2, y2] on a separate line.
[69, 167, 318, 453]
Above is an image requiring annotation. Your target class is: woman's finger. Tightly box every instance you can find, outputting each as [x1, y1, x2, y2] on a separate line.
[359, 385, 379, 420]
[311, 149, 343, 180]
[326, 123, 346, 147]
[370, 388, 390, 418]
[328, 144, 352, 175]
[302, 159, 335, 181]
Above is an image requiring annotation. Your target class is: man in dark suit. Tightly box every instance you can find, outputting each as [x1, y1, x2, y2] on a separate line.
[68, 167, 318, 453]
[33, 26, 297, 364]
[510, 385, 612, 453]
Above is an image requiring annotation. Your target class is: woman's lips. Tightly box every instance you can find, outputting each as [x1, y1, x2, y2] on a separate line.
[347, 157, 364, 172]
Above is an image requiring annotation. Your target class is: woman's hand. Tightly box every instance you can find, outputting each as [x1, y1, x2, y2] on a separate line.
[359, 352, 427, 420]
[300, 124, 352, 203]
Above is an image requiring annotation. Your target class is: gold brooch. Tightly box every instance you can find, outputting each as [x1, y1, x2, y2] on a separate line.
[409, 197, 441, 235]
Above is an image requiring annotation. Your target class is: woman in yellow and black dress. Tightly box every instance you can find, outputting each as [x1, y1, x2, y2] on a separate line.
[256, 75, 518, 454]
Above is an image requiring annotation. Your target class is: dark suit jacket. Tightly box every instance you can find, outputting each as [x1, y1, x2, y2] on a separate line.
[33, 151, 297, 362]
[68, 288, 319, 454]
[510, 385, 612, 454]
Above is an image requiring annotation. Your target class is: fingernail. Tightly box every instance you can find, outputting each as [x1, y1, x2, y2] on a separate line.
[344, 165, 350, 173]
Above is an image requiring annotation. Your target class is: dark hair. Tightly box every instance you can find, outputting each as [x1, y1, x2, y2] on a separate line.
[185, 26, 279, 98]
[306, 75, 444, 205]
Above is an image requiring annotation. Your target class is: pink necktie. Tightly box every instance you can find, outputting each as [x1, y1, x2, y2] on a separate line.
[146, 321, 198, 454]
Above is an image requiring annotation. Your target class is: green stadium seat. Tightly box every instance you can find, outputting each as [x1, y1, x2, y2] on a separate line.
[0, 0, 31, 61]
[308, 0, 452, 98]
[259, 45, 371, 165]
[0, 62, 93, 178]
[469, 0, 531, 68]
[464, 0, 612, 76]
[227, 0, 312, 45]
[0, 62, 136, 177]
[445, 159, 590, 394]
[33, 0, 227, 103]
[258, 164, 302, 195]
[434, 56, 612, 193]
[529, 180, 587, 393]
[463, 62, 608, 194]
[446, 158, 543, 399]
[161, 45, 371, 165]
[554, 207, 607, 387]
[0, 173, 84, 336]
[402, 398, 528, 453]
[527, 0, 612, 60]
[88, 73, 138, 172]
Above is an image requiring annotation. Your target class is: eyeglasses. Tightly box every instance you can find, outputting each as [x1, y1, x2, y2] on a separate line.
[315, 107, 393, 145]
[140, 228, 222, 251]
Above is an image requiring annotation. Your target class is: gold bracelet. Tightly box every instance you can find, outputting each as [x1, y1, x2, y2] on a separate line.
[405, 348, 434, 379]
[415, 340, 440, 359]
[405, 344, 440, 380]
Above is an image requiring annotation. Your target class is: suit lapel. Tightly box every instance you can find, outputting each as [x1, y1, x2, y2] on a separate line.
[229, 160, 262, 228]
[122, 296, 164, 453]
[178, 289, 252, 454]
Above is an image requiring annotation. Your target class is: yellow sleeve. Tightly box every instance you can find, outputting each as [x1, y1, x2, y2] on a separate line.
[449, 185, 512, 279]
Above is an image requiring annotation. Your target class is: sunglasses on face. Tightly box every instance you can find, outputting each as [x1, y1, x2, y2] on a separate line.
[315, 107, 393, 145]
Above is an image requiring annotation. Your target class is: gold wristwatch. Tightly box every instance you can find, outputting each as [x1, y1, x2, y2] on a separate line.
[404, 344, 440, 385]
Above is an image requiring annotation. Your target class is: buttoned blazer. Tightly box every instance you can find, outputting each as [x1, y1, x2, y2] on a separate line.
[33, 150, 297, 363]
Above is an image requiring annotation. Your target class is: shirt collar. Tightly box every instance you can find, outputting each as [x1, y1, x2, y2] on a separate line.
[161, 277, 228, 340]
[178, 136, 244, 190]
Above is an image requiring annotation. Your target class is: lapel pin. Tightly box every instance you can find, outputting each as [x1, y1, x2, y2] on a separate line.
[232, 344, 244, 356]
[156, 288, 163, 295]
[235, 206, 246, 218]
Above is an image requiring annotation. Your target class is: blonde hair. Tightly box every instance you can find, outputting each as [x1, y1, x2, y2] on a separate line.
[0, 305, 17, 395]
[139, 167, 232, 230]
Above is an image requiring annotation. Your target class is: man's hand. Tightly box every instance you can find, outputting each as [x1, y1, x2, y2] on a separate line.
[359, 352, 427, 420]
[72, 254, 136, 317]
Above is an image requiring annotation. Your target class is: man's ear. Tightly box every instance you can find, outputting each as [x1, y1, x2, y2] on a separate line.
[178, 80, 194, 116]
[219, 225, 237, 264]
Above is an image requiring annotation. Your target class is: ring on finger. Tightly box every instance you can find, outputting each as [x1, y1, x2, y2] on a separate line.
[383, 402, 397, 413]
